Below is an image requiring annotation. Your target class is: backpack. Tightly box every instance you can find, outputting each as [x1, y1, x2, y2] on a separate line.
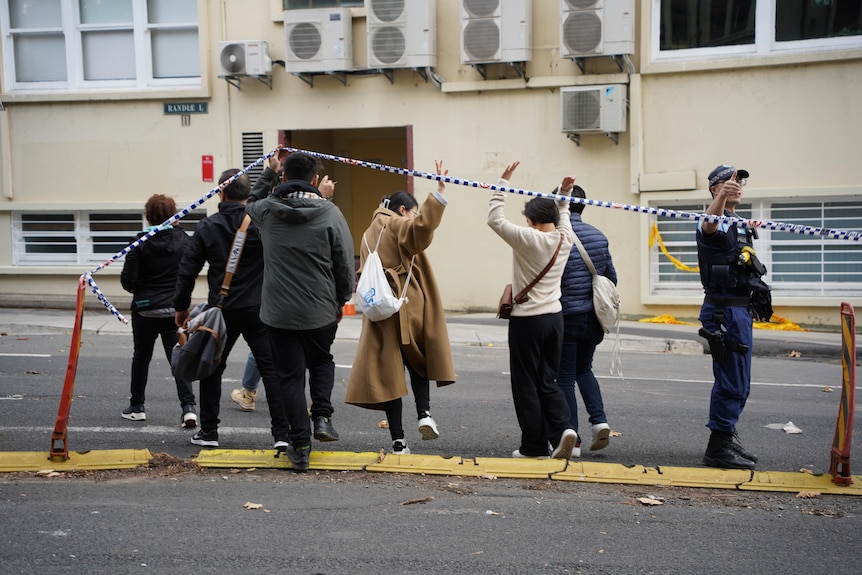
[355, 225, 415, 322]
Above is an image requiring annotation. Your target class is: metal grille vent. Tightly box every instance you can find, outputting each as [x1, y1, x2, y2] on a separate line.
[562, 11, 602, 54]
[369, 0, 405, 23]
[242, 132, 265, 184]
[562, 90, 601, 131]
[288, 22, 322, 60]
[371, 26, 406, 64]
[564, 0, 600, 9]
[463, 19, 500, 61]
[219, 44, 246, 75]
[464, 0, 500, 18]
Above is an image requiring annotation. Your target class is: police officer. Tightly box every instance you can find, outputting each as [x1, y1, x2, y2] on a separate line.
[696, 165, 772, 470]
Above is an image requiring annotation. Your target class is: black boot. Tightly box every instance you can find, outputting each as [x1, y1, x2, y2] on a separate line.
[729, 431, 758, 463]
[703, 430, 756, 470]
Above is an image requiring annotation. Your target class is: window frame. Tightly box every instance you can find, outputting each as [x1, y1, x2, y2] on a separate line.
[0, 0, 200, 93]
[649, 198, 862, 298]
[651, 0, 862, 64]
[12, 209, 206, 267]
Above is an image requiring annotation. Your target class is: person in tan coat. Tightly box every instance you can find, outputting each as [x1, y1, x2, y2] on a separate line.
[346, 160, 455, 454]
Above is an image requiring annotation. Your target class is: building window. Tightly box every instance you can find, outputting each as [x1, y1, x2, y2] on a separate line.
[650, 199, 862, 298]
[12, 210, 206, 266]
[1, 0, 200, 92]
[655, 0, 862, 58]
[284, 0, 363, 9]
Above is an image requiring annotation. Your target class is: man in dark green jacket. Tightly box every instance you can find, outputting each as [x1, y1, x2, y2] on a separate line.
[246, 151, 354, 472]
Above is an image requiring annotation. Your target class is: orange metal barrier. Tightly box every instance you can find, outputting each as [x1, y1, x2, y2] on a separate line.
[49, 277, 87, 461]
[830, 302, 856, 485]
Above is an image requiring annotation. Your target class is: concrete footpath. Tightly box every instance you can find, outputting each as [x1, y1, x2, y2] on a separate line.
[1, 306, 859, 494]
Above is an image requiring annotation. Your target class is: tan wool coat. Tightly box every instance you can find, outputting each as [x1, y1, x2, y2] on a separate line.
[345, 193, 456, 410]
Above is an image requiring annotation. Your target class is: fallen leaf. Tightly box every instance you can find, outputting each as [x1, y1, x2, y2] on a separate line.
[35, 469, 56, 476]
[799, 468, 814, 475]
[377, 420, 389, 429]
[230, 469, 242, 474]
[400, 496, 434, 506]
[788, 350, 801, 358]
[796, 491, 820, 499]
[243, 502, 263, 510]
[609, 431, 623, 437]
[822, 386, 833, 392]
[637, 497, 664, 506]
[480, 473, 497, 480]
[377, 448, 386, 463]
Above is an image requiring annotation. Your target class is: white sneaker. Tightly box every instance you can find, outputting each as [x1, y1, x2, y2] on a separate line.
[551, 429, 578, 459]
[570, 443, 582, 460]
[418, 414, 439, 440]
[392, 439, 410, 454]
[590, 423, 611, 451]
[512, 449, 549, 460]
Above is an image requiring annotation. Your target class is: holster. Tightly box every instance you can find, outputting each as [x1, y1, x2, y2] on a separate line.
[699, 327, 750, 362]
[699, 328, 728, 363]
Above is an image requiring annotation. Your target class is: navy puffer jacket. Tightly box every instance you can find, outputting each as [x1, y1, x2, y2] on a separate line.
[560, 213, 617, 315]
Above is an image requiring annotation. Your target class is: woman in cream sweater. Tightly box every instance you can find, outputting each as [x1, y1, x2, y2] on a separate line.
[487, 161, 578, 459]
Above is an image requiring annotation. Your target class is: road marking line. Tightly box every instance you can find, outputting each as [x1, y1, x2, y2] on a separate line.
[0, 353, 52, 358]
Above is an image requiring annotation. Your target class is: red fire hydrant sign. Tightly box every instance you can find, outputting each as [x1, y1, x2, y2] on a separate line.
[202, 155, 214, 182]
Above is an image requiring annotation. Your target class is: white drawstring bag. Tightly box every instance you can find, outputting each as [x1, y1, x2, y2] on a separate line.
[355, 226, 415, 322]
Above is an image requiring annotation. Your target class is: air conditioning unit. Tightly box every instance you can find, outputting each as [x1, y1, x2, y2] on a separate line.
[367, 0, 436, 69]
[284, 8, 353, 73]
[218, 41, 272, 77]
[561, 84, 627, 133]
[560, 0, 634, 58]
[460, 0, 531, 65]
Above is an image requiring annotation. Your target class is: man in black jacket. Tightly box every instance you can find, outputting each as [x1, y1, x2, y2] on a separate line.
[174, 169, 289, 450]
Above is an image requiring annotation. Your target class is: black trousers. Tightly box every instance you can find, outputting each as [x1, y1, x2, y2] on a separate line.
[265, 321, 339, 449]
[129, 313, 194, 407]
[508, 312, 571, 456]
[198, 308, 288, 441]
[383, 358, 432, 441]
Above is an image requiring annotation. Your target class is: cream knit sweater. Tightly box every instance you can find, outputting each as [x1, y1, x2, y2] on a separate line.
[487, 181, 574, 318]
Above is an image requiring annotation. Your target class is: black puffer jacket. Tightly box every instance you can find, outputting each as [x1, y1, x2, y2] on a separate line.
[121, 226, 189, 312]
[173, 201, 264, 313]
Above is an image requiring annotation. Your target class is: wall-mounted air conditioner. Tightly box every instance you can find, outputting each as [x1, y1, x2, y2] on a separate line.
[367, 0, 436, 69]
[460, 0, 531, 65]
[560, 0, 634, 58]
[561, 84, 627, 133]
[284, 8, 353, 73]
[218, 41, 272, 77]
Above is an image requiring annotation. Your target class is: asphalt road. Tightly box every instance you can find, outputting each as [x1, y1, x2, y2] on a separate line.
[1, 324, 861, 574]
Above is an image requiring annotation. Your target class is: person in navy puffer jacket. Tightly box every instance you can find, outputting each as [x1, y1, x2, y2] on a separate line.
[557, 184, 617, 458]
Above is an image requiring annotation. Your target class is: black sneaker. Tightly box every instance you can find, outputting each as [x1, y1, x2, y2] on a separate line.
[313, 416, 339, 442]
[284, 444, 310, 472]
[181, 405, 198, 429]
[190, 429, 219, 448]
[121, 404, 146, 421]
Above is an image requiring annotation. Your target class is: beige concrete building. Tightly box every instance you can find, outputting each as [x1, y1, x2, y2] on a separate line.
[0, 0, 859, 327]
